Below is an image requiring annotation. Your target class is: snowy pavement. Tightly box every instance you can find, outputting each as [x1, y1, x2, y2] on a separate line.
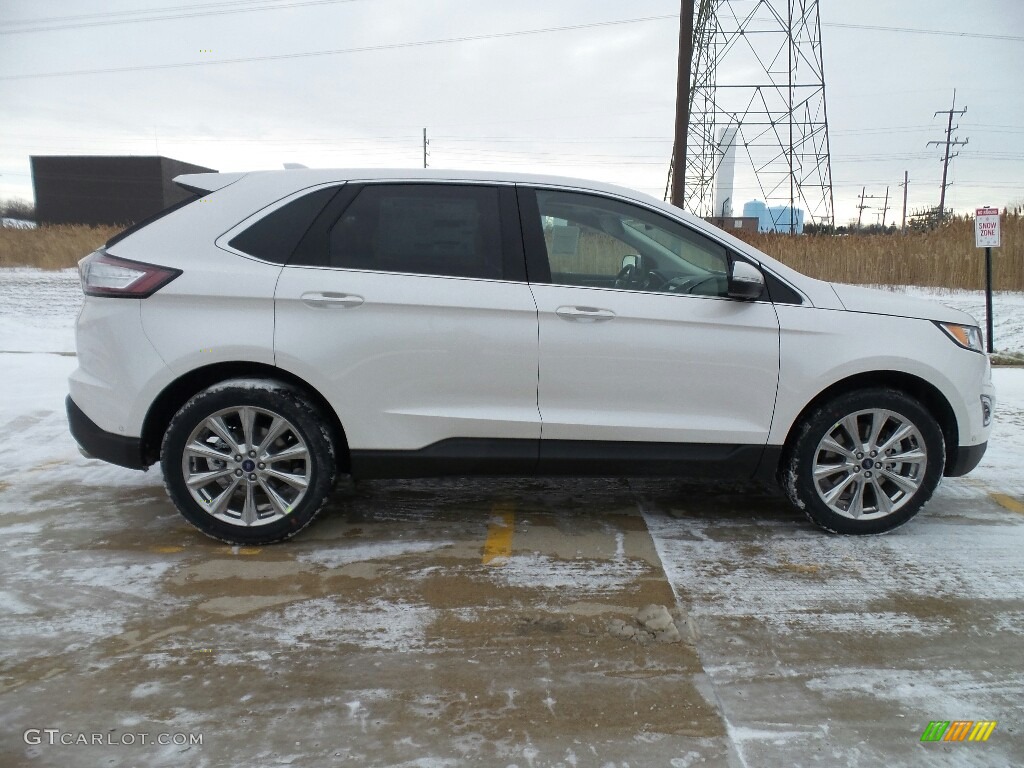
[1, 268, 1023, 766]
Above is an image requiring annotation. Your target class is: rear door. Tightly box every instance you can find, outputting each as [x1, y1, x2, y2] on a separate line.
[518, 186, 781, 475]
[273, 182, 540, 475]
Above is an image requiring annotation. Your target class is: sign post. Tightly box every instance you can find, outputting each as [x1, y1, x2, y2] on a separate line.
[975, 207, 1001, 354]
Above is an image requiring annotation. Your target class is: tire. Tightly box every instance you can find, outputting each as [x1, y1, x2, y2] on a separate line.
[782, 388, 945, 535]
[161, 379, 337, 545]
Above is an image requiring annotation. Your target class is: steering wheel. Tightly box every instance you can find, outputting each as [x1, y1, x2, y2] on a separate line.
[661, 275, 709, 294]
[615, 263, 640, 289]
[643, 269, 670, 291]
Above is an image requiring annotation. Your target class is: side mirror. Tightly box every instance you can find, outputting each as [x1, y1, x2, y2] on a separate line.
[621, 254, 642, 272]
[728, 260, 765, 300]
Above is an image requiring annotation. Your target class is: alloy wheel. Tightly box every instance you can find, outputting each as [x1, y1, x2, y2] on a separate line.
[811, 408, 928, 521]
[181, 406, 311, 527]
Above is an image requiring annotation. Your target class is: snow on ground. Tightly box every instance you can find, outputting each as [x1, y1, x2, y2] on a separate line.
[0, 268, 80, 353]
[879, 285, 1024, 356]
[1, 218, 37, 229]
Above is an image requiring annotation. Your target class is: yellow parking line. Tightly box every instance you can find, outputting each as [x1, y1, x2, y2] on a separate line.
[482, 502, 515, 565]
[225, 546, 263, 556]
[990, 493, 1024, 515]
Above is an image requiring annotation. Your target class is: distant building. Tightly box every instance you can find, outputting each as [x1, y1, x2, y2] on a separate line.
[742, 200, 805, 234]
[713, 122, 740, 217]
[703, 216, 760, 234]
[31, 155, 216, 226]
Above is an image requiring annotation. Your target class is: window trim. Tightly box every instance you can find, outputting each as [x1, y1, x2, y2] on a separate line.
[516, 184, 805, 305]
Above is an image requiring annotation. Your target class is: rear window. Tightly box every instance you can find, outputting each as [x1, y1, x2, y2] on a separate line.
[229, 186, 340, 264]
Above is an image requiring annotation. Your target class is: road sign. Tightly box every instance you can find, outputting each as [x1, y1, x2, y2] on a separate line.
[975, 207, 1001, 248]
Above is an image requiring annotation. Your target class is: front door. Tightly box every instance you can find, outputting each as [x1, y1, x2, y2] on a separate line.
[518, 186, 781, 475]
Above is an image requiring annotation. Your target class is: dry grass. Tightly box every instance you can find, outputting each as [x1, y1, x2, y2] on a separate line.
[2, 214, 1022, 292]
[737, 213, 1024, 291]
[0, 224, 120, 270]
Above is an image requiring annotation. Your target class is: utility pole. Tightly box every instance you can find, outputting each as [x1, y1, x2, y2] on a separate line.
[423, 128, 429, 169]
[880, 186, 891, 229]
[927, 90, 968, 221]
[670, 0, 696, 208]
[856, 187, 884, 230]
[899, 171, 909, 232]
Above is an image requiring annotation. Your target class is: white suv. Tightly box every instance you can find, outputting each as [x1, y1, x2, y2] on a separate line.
[67, 169, 995, 544]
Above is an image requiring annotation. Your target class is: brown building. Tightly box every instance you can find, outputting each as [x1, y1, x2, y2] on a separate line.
[31, 155, 217, 226]
[703, 216, 761, 234]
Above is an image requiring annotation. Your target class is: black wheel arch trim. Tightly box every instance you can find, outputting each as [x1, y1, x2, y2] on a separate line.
[139, 362, 349, 470]
[779, 370, 960, 476]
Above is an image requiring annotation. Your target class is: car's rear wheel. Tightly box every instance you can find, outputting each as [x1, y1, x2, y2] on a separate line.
[782, 389, 944, 534]
[161, 379, 336, 544]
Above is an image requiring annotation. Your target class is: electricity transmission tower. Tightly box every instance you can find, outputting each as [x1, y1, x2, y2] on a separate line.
[669, 0, 835, 230]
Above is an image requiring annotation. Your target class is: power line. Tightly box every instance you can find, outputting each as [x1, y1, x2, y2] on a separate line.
[0, 0, 372, 35]
[822, 21, 1022, 43]
[5, 3, 1019, 43]
[1, 0, 291, 26]
[0, 14, 678, 80]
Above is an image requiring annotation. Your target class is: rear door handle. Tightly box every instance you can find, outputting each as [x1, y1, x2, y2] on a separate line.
[300, 292, 364, 308]
[555, 305, 616, 322]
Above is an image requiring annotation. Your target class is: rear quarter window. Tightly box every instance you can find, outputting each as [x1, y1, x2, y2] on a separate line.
[228, 186, 341, 264]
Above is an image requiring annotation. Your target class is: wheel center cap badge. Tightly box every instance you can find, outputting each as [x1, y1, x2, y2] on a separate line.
[242, 459, 256, 472]
[862, 458, 875, 470]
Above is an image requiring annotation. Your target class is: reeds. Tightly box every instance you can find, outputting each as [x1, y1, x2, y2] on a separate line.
[0, 224, 120, 270]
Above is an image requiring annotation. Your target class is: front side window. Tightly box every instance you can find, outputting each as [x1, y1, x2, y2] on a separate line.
[535, 189, 731, 297]
[328, 184, 504, 280]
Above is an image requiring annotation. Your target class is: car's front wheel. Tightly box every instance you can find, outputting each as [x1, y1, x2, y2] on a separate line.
[161, 380, 336, 544]
[782, 389, 945, 534]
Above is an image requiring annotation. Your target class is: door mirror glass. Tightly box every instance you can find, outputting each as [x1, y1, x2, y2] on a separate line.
[728, 260, 766, 300]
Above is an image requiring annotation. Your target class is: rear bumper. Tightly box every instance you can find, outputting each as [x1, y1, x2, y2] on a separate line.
[945, 441, 987, 478]
[66, 395, 147, 470]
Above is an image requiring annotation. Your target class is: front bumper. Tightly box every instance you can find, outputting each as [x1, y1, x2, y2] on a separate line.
[66, 396, 147, 470]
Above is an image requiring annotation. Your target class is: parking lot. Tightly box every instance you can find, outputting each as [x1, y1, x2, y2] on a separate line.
[3, 442, 1023, 765]
[1, 271, 1023, 766]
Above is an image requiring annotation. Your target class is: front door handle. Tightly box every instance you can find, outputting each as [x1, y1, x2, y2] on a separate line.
[300, 292, 364, 308]
[555, 305, 616, 322]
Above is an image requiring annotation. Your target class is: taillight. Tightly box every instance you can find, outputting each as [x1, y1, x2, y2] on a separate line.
[79, 250, 181, 298]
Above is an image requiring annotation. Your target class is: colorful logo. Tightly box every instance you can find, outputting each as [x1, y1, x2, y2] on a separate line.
[920, 721, 997, 742]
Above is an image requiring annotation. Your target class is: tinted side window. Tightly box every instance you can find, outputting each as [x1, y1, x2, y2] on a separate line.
[229, 186, 340, 263]
[534, 189, 732, 298]
[328, 184, 503, 279]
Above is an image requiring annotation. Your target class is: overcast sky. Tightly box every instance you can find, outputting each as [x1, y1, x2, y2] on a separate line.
[1, 0, 1022, 225]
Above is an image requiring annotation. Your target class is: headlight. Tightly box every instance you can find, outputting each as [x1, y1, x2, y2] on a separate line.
[936, 322, 984, 353]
